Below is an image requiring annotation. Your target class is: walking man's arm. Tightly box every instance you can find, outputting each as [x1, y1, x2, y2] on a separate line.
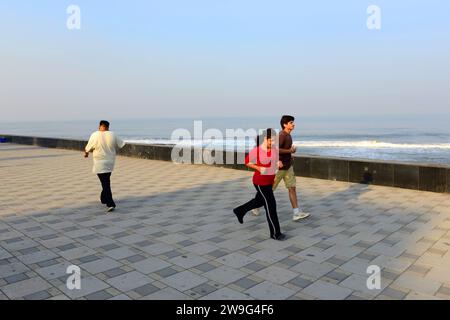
[84, 133, 96, 158]
[279, 147, 295, 154]
[116, 135, 126, 150]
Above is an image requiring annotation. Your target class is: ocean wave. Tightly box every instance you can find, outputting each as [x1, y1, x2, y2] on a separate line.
[293, 140, 450, 149]
[124, 139, 450, 150]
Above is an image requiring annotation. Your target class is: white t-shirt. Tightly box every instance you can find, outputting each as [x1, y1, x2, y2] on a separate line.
[85, 131, 125, 174]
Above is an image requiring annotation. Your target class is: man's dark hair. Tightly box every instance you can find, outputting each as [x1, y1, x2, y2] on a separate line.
[280, 115, 295, 129]
[99, 120, 110, 128]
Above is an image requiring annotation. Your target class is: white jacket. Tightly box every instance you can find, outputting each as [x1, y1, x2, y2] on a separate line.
[85, 131, 125, 174]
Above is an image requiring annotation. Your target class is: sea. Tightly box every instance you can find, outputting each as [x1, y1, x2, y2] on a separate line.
[1, 114, 449, 165]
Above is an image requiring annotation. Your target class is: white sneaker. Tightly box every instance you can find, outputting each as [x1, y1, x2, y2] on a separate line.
[106, 207, 115, 213]
[293, 211, 310, 221]
[251, 208, 261, 216]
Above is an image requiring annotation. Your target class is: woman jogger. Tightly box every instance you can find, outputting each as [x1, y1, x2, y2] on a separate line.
[233, 128, 286, 240]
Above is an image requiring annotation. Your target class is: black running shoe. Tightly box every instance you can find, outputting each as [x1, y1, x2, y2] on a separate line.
[233, 208, 244, 224]
[272, 233, 287, 241]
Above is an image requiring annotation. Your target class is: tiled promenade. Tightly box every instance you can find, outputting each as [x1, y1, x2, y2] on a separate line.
[1, 143, 450, 300]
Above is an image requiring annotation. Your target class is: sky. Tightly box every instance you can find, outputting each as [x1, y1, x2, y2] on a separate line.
[0, 0, 449, 122]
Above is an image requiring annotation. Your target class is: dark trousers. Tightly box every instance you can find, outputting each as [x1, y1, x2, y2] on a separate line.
[97, 173, 116, 208]
[234, 184, 281, 238]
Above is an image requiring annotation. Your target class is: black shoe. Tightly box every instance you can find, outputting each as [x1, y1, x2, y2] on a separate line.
[272, 233, 287, 241]
[233, 208, 244, 224]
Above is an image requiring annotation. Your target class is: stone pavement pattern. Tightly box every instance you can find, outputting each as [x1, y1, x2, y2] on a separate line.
[1, 143, 450, 300]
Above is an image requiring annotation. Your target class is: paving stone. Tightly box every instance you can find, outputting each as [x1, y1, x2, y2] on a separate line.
[0, 262, 30, 278]
[326, 256, 348, 266]
[245, 281, 296, 300]
[340, 258, 371, 276]
[103, 267, 127, 278]
[303, 280, 353, 300]
[80, 257, 122, 274]
[203, 266, 247, 285]
[134, 283, 160, 296]
[250, 250, 289, 264]
[194, 263, 216, 273]
[125, 254, 147, 263]
[59, 247, 97, 261]
[161, 270, 208, 291]
[216, 253, 256, 269]
[18, 247, 40, 255]
[290, 260, 336, 279]
[279, 257, 301, 267]
[23, 290, 52, 300]
[184, 243, 218, 255]
[2, 277, 52, 299]
[139, 287, 193, 300]
[104, 247, 138, 260]
[108, 294, 132, 300]
[141, 243, 175, 255]
[381, 287, 408, 299]
[236, 245, 256, 254]
[340, 274, 388, 298]
[35, 262, 73, 280]
[191, 283, 217, 296]
[170, 254, 208, 269]
[159, 250, 183, 259]
[58, 276, 109, 299]
[325, 270, 350, 282]
[371, 255, 412, 274]
[394, 272, 441, 296]
[208, 237, 226, 244]
[208, 249, 229, 258]
[200, 287, 252, 300]
[134, 240, 154, 247]
[101, 243, 121, 251]
[107, 271, 153, 292]
[57, 244, 77, 251]
[37, 258, 60, 268]
[131, 257, 171, 274]
[0, 248, 12, 260]
[78, 255, 100, 264]
[85, 290, 114, 300]
[155, 267, 179, 278]
[408, 264, 431, 275]
[178, 240, 195, 247]
[289, 276, 313, 289]
[233, 277, 259, 290]
[244, 262, 266, 272]
[424, 266, 450, 283]
[17, 250, 60, 265]
[5, 273, 29, 284]
[254, 266, 298, 285]
[405, 291, 443, 300]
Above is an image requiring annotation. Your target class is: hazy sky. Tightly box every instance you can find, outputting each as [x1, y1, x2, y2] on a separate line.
[0, 0, 449, 121]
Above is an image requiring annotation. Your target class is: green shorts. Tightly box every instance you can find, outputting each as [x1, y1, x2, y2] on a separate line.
[273, 166, 297, 190]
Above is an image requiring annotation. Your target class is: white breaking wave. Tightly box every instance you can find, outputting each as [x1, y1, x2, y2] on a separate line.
[292, 140, 450, 149]
[125, 139, 450, 150]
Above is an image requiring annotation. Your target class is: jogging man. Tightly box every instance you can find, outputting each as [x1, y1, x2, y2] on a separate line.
[252, 115, 310, 221]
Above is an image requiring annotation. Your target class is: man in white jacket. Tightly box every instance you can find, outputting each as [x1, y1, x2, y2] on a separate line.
[84, 120, 125, 212]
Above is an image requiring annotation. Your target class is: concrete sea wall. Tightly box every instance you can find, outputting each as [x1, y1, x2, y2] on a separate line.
[1, 134, 449, 194]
